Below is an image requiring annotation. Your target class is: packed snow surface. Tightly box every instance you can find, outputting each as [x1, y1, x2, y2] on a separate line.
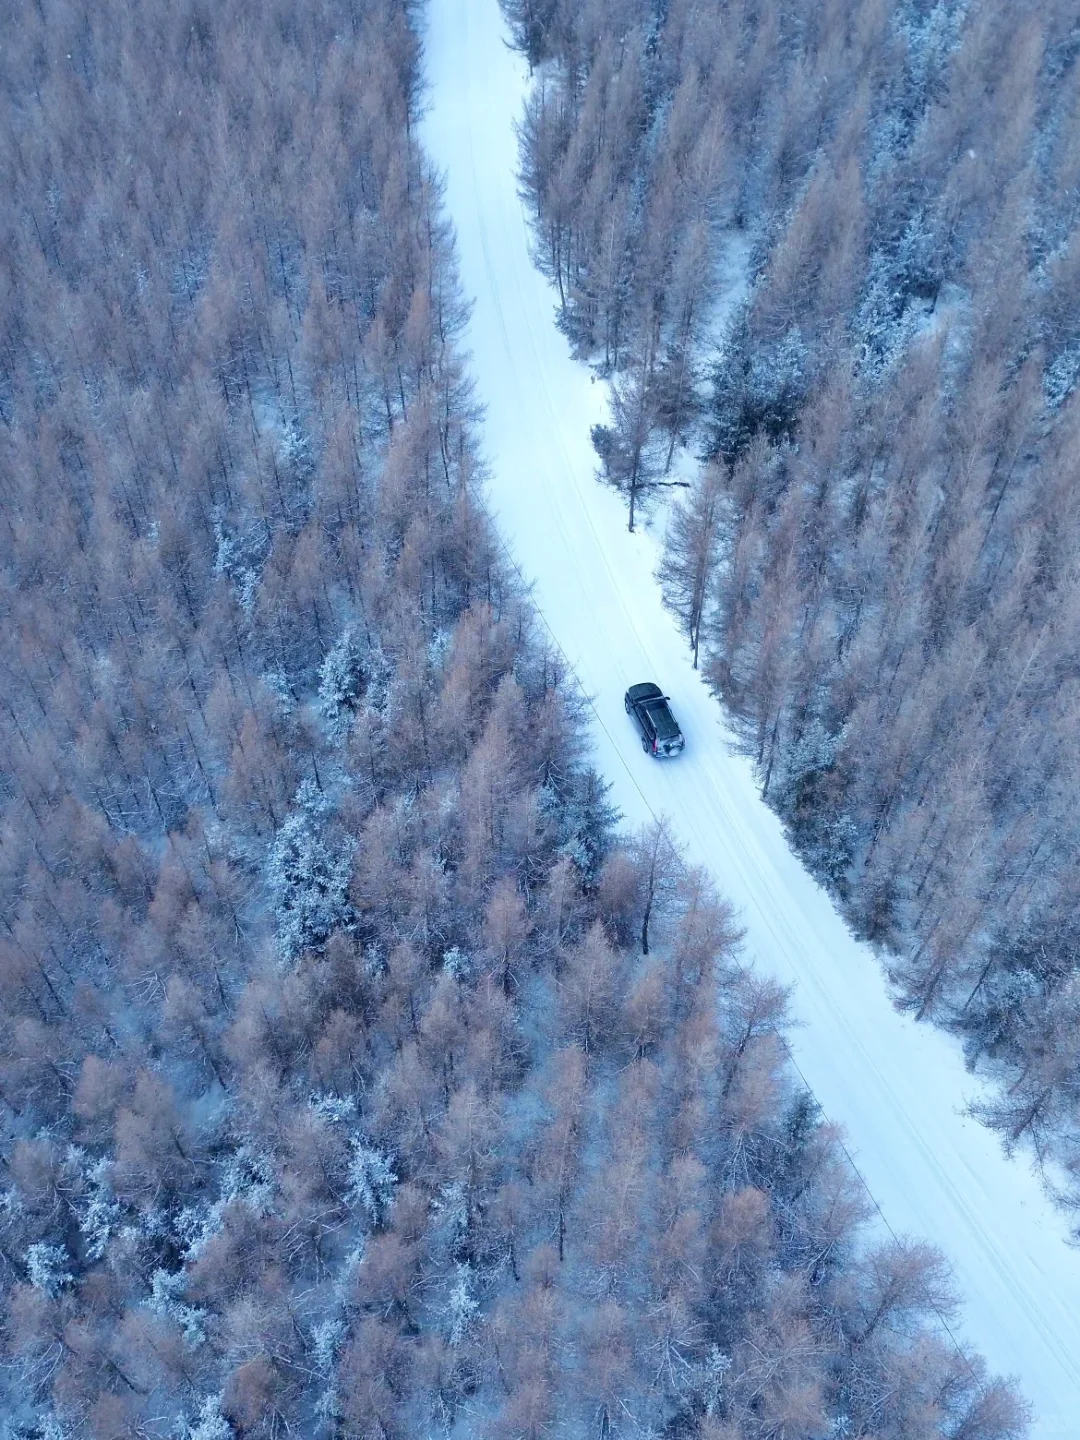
[421, 0, 1080, 1429]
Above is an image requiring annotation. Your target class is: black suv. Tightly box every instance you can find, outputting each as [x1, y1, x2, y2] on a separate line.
[624, 682, 685, 757]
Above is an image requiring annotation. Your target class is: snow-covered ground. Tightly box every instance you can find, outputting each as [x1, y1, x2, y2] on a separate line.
[420, 1, 1080, 1429]
[699, 230, 755, 356]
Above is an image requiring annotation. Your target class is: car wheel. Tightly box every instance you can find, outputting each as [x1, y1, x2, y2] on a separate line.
[624, 696, 631, 713]
[641, 735, 651, 754]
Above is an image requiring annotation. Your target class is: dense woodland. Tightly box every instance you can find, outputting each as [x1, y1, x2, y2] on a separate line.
[0, 0, 1031, 1436]
[509, 0, 1080, 1206]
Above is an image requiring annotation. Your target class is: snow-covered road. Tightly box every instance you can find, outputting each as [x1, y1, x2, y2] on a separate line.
[420, 0, 1080, 1428]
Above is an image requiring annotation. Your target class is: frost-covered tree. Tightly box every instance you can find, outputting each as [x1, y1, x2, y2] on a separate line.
[345, 1140, 398, 1229]
[318, 627, 390, 742]
[184, 1396, 232, 1440]
[709, 317, 809, 463]
[267, 812, 355, 957]
[545, 766, 619, 888]
[318, 628, 370, 741]
[499, 0, 561, 67]
[593, 348, 693, 531]
[25, 1242, 73, 1298]
[444, 1261, 480, 1345]
[659, 464, 724, 667]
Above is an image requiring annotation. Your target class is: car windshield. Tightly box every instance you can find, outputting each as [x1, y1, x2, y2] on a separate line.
[645, 701, 680, 740]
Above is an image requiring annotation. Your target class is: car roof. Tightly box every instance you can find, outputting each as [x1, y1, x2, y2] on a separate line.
[643, 699, 680, 738]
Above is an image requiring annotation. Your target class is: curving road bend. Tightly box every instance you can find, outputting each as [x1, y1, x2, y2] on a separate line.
[420, 0, 1080, 1429]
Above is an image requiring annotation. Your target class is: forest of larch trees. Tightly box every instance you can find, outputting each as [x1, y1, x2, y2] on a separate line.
[0, 0, 1047, 1437]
